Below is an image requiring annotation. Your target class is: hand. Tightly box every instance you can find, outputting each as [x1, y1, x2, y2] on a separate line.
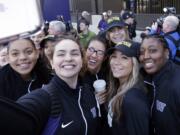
[95, 90, 107, 105]
[151, 22, 158, 31]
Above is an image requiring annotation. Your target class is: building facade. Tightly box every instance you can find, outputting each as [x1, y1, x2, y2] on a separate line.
[69, 0, 180, 14]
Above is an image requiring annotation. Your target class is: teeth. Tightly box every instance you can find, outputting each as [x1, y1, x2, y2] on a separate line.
[145, 63, 153, 68]
[89, 60, 96, 63]
[63, 65, 74, 69]
[19, 64, 29, 68]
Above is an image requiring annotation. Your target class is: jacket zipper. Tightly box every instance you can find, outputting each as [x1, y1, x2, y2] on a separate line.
[78, 88, 88, 135]
[144, 80, 156, 133]
[27, 79, 35, 93]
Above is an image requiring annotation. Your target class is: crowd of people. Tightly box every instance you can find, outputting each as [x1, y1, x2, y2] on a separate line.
[0, 8, 179, 135]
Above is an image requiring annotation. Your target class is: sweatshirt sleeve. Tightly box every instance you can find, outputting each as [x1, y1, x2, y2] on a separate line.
[123, 89, 150, 135]
[17, 89, 51, 134]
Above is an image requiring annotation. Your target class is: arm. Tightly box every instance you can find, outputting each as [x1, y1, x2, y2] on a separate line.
[17, 89, 51, 134]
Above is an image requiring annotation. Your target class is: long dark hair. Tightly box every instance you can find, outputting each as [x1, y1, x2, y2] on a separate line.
[8, 38, 52, 83]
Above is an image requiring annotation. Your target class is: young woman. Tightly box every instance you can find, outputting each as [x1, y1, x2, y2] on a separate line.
[84, 36, 110, 135]
[0, 38, 52, 100]
[139, 35, 180, 135]
[17, 36, 100, 135]
[84, 36, 108, 91]
[39, 35, 57, 70]
[106, 40, 150, 135]
[105, 17, 130, 47]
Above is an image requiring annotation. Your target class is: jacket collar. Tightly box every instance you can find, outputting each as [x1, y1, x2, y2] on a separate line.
[152, 60, 172, 86]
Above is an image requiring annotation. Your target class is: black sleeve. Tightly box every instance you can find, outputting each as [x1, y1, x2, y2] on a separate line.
[17, 89, 51, 134]
[0, 97, 38, 135]
[123, 89, 150, 135]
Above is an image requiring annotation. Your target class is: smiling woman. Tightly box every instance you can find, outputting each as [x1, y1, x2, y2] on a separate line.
[106, 40, 150, 135]
[139, 35, 180, 135]
[0, 38, 52, 100]
[16, 36, 100, 135]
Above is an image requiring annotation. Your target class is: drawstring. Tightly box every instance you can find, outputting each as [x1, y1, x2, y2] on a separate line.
[95, 74, 98, 80]
[95, 96, 101, 117]
[27, 79, 35, 93]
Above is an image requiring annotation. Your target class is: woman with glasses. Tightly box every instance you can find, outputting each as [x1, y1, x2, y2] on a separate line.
[84, 36, 110, 135]
[139, 35, 180, 135]
[84, 36, 108, 95]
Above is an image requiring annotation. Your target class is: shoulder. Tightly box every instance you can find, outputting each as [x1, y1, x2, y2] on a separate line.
[0, 64, 13, 76]
[123, 88, 149, 111]
[0, 64, 20, 84]
[89, 31, 96, 36]
[17, 88, 51, 112]
[168, 62, 180, 83]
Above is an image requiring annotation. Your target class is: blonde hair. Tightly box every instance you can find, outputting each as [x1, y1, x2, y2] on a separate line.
[107, 57, 139, 120]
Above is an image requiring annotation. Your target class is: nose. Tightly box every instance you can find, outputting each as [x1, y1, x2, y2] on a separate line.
[64, 54, 72, 61]
[91, 51, 97, 57]
[19, 53, 26, 60]
[112, 57, 121, 65]
[144, 51, 150, 59]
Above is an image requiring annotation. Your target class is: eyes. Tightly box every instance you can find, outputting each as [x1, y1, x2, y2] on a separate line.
[87, 47, 105, 57]
[140, 48, 158, 56]
[55, 50, 81, 57]
[10, 48, 34, 57]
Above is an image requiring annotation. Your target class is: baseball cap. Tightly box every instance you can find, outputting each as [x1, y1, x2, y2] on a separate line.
[106, 40, 140, 58]
[104, 17, 126, 32]
[122, 11, 134, 20]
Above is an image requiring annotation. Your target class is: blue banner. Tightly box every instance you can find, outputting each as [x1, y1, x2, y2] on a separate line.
[42, 0, 71, 22]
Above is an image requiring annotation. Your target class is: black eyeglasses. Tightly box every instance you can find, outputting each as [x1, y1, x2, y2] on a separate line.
[87, 47, 105, 56]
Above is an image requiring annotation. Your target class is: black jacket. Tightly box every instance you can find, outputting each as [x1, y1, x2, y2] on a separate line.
[110, 83, 150, 135]
[143, 61, 180, 135]
[0, 64, 51, 100]
[83, 70, 107, 90]
[17, 75, 100, 135]
[83, 70, 110, 135]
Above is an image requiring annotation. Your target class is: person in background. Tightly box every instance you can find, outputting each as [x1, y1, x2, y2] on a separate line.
[39, 35, 57, 70]
[148, 15, 180, 64]
[98, 12, 108, 32]
[0, 44, 8, 68]
[106, 40, 150, 135]
[0, 38, 52, 100]
[78, 19, 96, 49]
[48, 20, 66, 37]
[105, 17, 130, 47]
[121, 10, 137, 39]
[162, 15, 180, 64]
[107, 10, 113, 18]
[139, 34, 180, 135]
[77, 11, 91, 34]
[17, 36, 100, 135]
[31, 29, 46, 50]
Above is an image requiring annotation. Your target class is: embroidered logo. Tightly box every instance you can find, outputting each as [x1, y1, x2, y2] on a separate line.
[90, 107, 97, 118]
[156, 100, 166, 112]
[61, 121, 73, 128]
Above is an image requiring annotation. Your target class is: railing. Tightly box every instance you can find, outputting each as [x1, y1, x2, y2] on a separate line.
[136, 0, 180, 14]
